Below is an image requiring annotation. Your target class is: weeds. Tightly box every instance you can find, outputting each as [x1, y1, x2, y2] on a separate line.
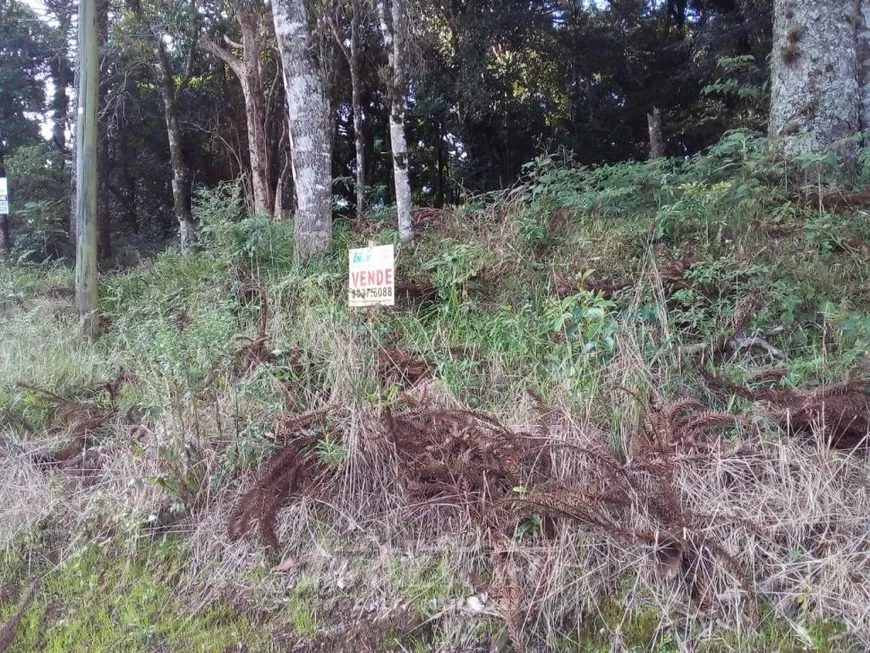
[2, 133, 870, 650]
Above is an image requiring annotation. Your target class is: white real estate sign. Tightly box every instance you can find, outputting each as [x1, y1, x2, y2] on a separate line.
[348, 244, 395, 307]
[0, 178, 8, 215]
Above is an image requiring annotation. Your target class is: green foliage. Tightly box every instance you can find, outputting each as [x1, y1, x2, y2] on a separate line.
[0, 540, 267, 652]
[543, 283, 617, 354]
[5, 144, 70, 261]
[421, 239, 484, 308]
[3, 130, 870, 650]
[316, 435, 348, 467]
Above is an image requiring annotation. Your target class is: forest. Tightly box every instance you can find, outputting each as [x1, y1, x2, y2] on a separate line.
[1, 0, 869, 651]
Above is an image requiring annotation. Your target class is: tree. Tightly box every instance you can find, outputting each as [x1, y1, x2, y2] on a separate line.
[154, 26, 199, 250]
[45, 0, 75, 155]
[769, 0, 861, 158]
[330, 0, 368, 220]
[648, 108, 665, 159]
[199, 3, 274, 216]
[97, 0, 111, 259]
[75, 0, 100, 337]
[377, 0, 413, 241]
[0, 0, 54, 255]
[127, 0, 200, 250]
[272, 0, 333, 258]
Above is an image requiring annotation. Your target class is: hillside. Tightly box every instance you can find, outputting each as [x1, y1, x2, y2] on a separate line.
[1, 134, 870, 652]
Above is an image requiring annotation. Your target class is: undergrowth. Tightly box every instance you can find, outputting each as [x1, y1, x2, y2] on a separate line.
[1, 131, 868, 651]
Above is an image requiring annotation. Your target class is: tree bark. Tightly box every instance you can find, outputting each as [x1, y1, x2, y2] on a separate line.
[647, 107, 665, 159]
[858, 0, 870, 135]
[97, 0, 110, 261]
[69, 23, 79, 244]
[378, 0, 414, 242]
[350, 0, 367, 220]
[75, 0, 99, 337]
[46, 0, 74, 154]
[0, 195, 8, 256]
[198, 6, 272, 216]
[154, 34, 196, 251]
[0, 150, 8, 257]
[769, 0, 861, 158]
[435, 119, 445, 207]
[272, 0, 333, 259]
[50, 53, 71, 154]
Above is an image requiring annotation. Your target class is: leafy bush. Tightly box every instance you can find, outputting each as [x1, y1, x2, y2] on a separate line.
[194, 180, 294, 267]
[5, 143, 70, 260]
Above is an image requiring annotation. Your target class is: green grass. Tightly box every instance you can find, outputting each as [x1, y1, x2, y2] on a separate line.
[1, 538, 269, 652]
[1, 134, 869, 650]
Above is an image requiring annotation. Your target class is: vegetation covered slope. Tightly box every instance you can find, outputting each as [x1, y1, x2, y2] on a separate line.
[1, 133, 869, 651]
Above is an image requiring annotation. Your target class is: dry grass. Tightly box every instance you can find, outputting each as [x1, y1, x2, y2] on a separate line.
[2, 260, 869, 650]
[169, 368, 869, 649]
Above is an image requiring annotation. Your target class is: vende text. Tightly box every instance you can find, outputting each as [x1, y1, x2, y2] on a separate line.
[351, 269, 393, 287]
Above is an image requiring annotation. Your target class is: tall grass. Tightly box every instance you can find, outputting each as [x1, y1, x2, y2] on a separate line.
[1, 133, 869, 650]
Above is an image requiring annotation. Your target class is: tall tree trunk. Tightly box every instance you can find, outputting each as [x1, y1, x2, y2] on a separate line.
[435, 119, 445, 207]
[0, 167, 8, 256]
[161, 93, 195, 250]
[97, 0, 110, 261]
[46, 0, 73, 155]
[237, 6, 272, 216]
[69, 44, 79, 244]
[378, 0, 414, 242]
[272, 0, 333, 259]
[648, 107, 665, 159]
[858, 1, 870, 135]
[199, 7, 272, 216]
[350, 0, 367, 220]
[50, 55, 70, 154]
[75, 0, 99, 337]
[0, 146, 8, 256]
[769, 0, 860, 158]
[154, 35, 196, 251]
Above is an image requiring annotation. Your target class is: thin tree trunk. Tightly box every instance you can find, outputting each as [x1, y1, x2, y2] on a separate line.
[0, 199, 8, 258]
[50, 55, 70, 154]
[858, 0, 870, 136]
[199, 7, 272, 216]
[75, 0, 99, 337]
[46, 0, 73, 154]
[154, 36, 196, 251]
[350, 0, 366, 220]
[274, 156, 291, 221]
[0, 148, 8, 256]
[162, 93, 195, 250]
[648, 107, 665, 159]
[435, 119, 445, 207]
[97, 0, 110, 260]
[769, 0, 860, 158]
[69, 52, 79, 244]
[238, 6, 272, 216]
[272, 0, 332, 259]
[378, 0, 413, 241]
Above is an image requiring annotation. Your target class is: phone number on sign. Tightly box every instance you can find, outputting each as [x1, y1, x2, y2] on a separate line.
[349, 286, 393, 299]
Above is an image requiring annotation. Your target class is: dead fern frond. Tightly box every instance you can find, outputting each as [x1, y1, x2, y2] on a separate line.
[228, 443, 316, 551]
[701, 368, 870, 449]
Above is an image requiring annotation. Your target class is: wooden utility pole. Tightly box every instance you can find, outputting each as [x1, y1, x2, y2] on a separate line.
[75, 0, 99, 337]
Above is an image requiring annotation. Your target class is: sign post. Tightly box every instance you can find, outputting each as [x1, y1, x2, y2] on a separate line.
[0, 178, 8, 215]
[348, 242, 395, 307]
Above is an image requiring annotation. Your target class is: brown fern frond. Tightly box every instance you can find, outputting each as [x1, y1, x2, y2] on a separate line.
[675, 411, 738, 439]
[0, 578, 39, 653]
[661, 398, 705, 424]
[228, 443, 315, 550]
